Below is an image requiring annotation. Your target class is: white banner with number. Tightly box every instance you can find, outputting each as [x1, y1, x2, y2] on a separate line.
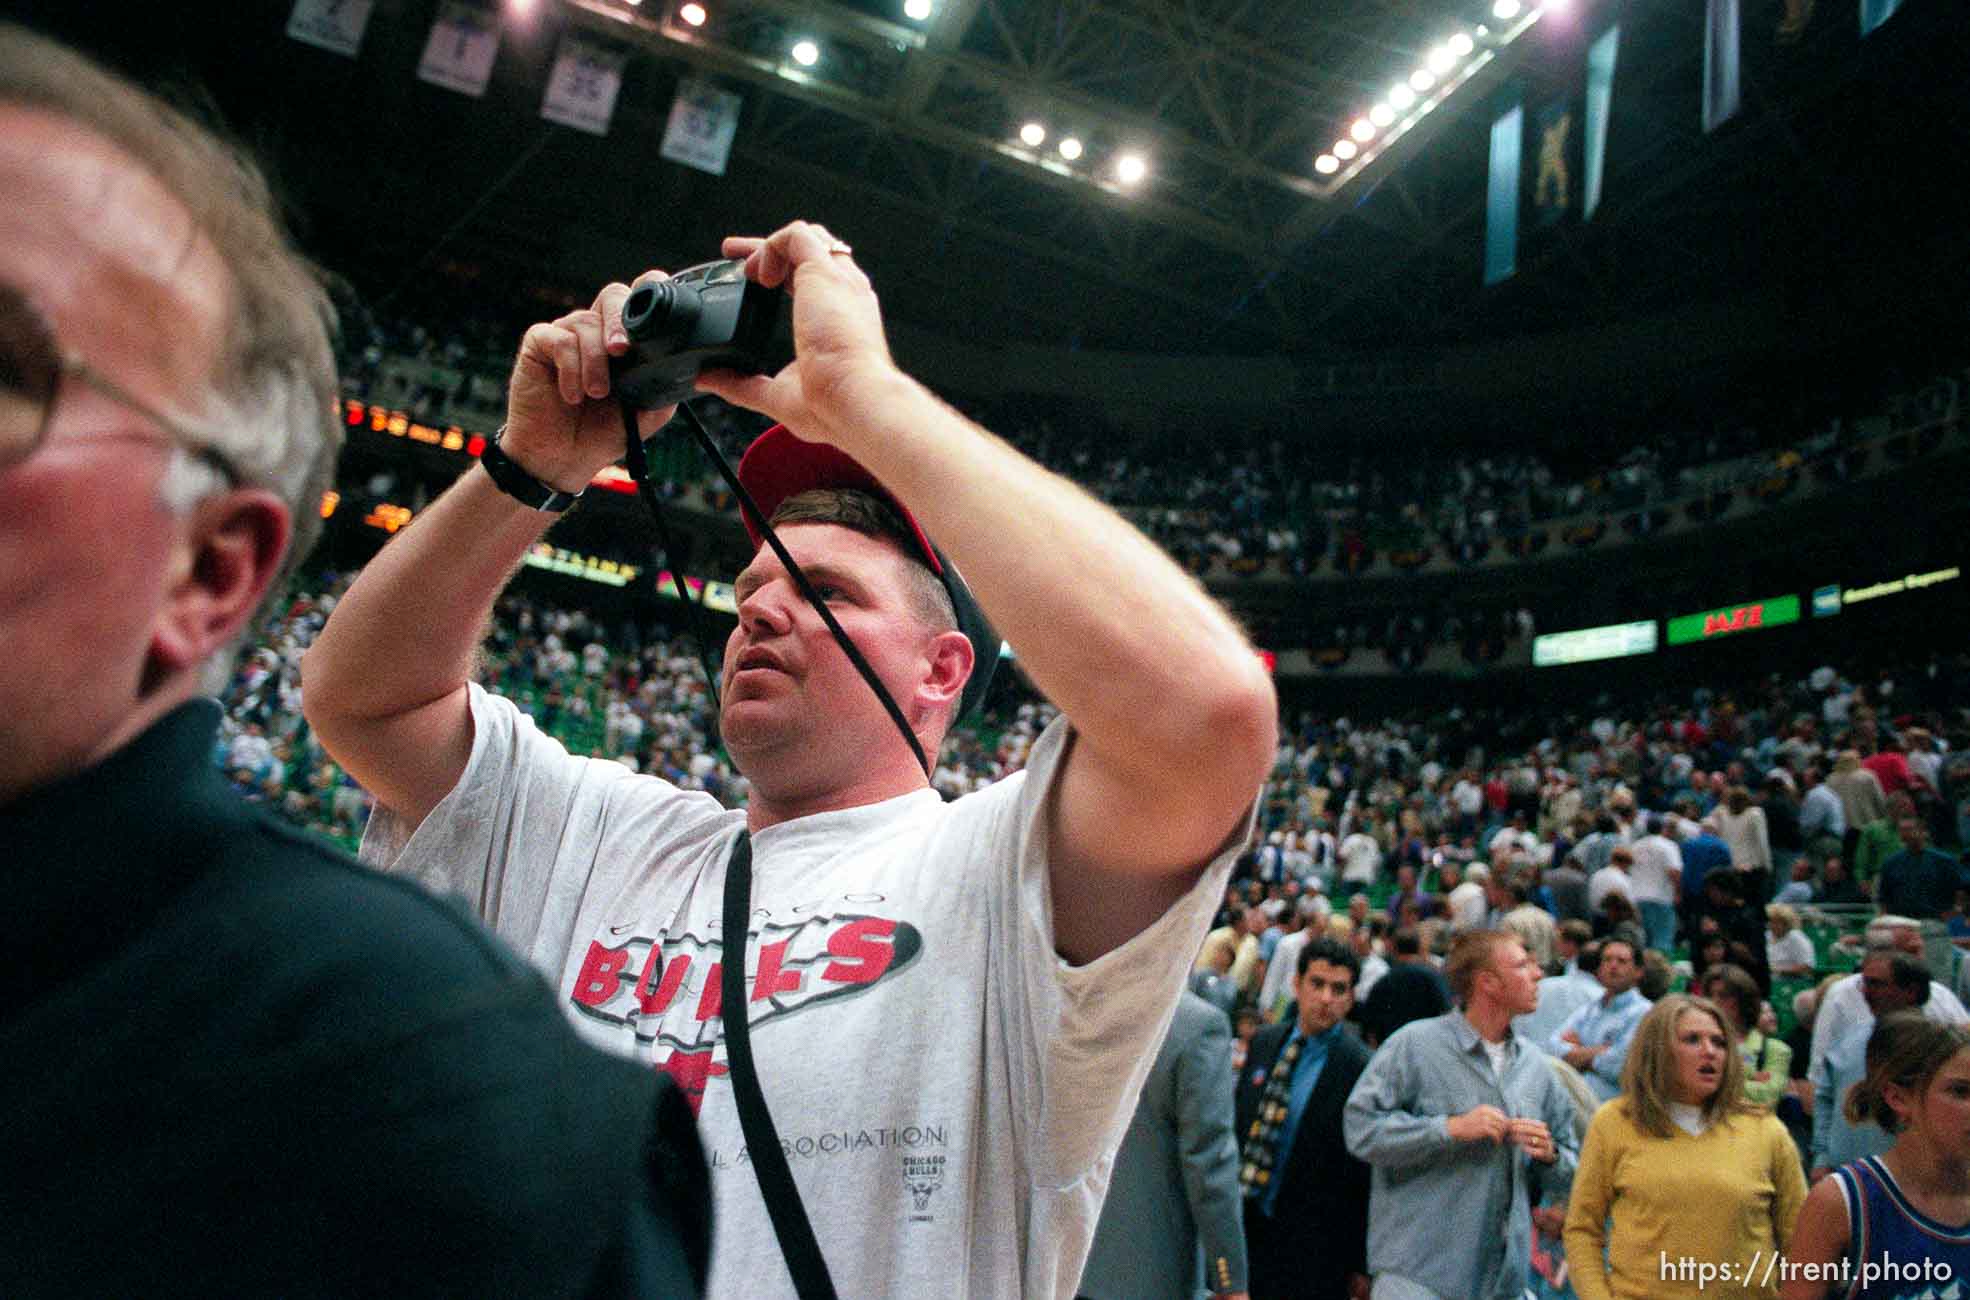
[417, 2, 501, 99]
[541, 35, 629, 136]
[286, 0, 375, 57]
[659, 78, 743, 176]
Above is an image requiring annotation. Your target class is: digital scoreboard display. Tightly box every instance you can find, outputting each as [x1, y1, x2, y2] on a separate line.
[1666, 594, 1801, 646]
[1532, 620, 1659, 667]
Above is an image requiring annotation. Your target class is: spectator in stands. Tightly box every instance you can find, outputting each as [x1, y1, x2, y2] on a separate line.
[1677, 817, 1734, 928]
[1546, 848, 1592, 924]
[1356, 926, 1451, 1048]
[1706, 784, 1774, 900]
[1499, 872, 1559, 970]
[1440, 859, 1486, 932]
[1807, 950, 1928, 1182]
[1385, 863, 1438, 927]
[1772, 856, 1817, 904]
[1817, 852, 1866, 906]
[1628, 813, 1683, 954]
[304, 219, 1277, 1298]
[1551, 936, 1653, 1103]
[1702, 963, 1792, 1110]
[1346, 931, 1577, 1300]
[1828, 750, 1888, 861]
[1876, 815, 1969, 981]
[1079, 991, 1248, 1300]
[1353, 915, 1391, 999]
[1808, 919, 1969, 1085]
[1563, 995, 1807, 1300]
[1588, 844, 1638, 917]
[0, 26, 707, 1296]
[1520, 934, 1604, 1047]
[1235, 937, 1372, 1300]
[1781, 1015, 1970, 1300]
[1200, 904, 1269, 1004]
[1766, 904, 1816, 978]
[1797, 764, 1846, 864]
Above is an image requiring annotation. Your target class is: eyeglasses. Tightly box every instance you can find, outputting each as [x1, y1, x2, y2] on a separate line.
[0, 281, 241, 485]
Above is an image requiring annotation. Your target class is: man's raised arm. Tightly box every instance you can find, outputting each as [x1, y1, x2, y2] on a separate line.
[698, 223, 1278, 963]
[302, 278, 678, 829]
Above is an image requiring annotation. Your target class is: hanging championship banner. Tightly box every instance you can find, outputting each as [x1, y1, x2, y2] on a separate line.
[1703, 0, 1741, 133]
[1583, 25, 1619, 221]
[660, 78, 743, 176]
[1484, 98, 1522, 286]
[541, 34, 630, 136]
[286, 0, 375, 58]
[418, 2, 501, 99]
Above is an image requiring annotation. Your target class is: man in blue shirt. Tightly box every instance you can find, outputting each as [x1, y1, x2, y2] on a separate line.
[1236, 937, 1372, 1300]
[1345, 931, 1579, 1300]
[1547, 937, 1652, 1102]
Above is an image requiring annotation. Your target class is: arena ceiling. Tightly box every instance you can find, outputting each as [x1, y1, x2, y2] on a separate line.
[12, 0, 1970, 364]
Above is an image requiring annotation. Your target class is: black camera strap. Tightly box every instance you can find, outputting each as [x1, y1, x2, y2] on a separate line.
[719, 830, 840, 1300]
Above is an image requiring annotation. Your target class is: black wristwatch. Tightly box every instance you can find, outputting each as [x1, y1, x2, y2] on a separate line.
[480, 429, 583, 513]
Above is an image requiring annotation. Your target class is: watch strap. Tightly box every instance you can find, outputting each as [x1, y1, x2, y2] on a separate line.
[481, 430, 582, 512]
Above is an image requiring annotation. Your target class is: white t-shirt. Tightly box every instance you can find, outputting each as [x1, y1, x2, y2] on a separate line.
[364, 685, 1240, 1300]
[1627, 834, 1682, 906]
[1767, 928, 1816, 974]
[1587, 866, 1635, 913]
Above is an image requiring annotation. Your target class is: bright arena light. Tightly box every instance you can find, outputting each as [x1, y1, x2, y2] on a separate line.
[1369, 103, 1395, 127]
[1314, 153, 1339, 175]
[790, 39, 819, 65]
[904, 0, 933, 19]
[1427, 44, 1456, 74]
[1388, 83, 1416, 110]
[1058, 136, 1083, 160]
[1019, 121, 1046, 147]
[1333, 138, 1358, 160]
[1493, 0, 1522, 18]
[1409, 68, 1436, 92]
[1116, 153, 1147, 185]
[1449, 31, 1476, 55]
[1350, 117, 1376, 142]
[679, 0, 706, 21]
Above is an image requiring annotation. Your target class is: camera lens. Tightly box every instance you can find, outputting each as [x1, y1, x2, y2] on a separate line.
[622, 279, 701, 340]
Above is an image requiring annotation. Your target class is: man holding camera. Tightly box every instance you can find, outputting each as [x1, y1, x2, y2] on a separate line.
[304, 221, 1278, 1297]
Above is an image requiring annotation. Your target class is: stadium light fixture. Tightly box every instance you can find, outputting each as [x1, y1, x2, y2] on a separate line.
[1116, 153, 1148, 185]
[1350, 117, 1376, 142]
[790, 39, 820, 65]
[1409, 68, 1436, 92]
[904, 0, 933, 19]
[1493, 0, 1522, 18]
[679, 1, 707, 23]
[1388, 83, 1416, 110]
[1449, 31, 1476, 55]
[1369, 103, 1395, 127]
[1314, 153, 1340, 175]
[1058, 136, 1083, 161]
[1333, 138, 1358, 161]
[1427, 44, 1457, 74]
[1019, 121, 1046, 147]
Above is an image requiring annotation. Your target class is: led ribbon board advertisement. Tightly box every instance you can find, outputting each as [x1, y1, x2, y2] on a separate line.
[1533, 620, 1658, 667]
[1666, 594, 1800, 646]
[1812, 567, 1960, 617]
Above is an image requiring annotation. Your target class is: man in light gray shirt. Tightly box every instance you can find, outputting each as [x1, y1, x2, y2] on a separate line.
[1344, 931, 1580, 1300]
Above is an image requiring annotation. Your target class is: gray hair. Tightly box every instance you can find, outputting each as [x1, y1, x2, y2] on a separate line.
[0, 24, 342, 687]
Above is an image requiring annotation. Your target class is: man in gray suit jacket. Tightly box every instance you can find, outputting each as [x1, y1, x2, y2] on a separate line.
[1078, 991, 1249, 1300]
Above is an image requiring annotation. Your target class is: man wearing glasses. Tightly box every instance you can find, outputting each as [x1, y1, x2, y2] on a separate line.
[0, 24, 707, 1296]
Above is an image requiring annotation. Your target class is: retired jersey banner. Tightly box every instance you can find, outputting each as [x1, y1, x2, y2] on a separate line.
[542, 35, 629, 136]
[1530, 96, 1578, 228]
[661, 78, 744, 176]
[1703, 0, 1741, 133]
[1484, 98, 1523, 286]
[286, 0, 375, 57]
[1583, 25, 1619, 221]
[418, 2, 501, 99]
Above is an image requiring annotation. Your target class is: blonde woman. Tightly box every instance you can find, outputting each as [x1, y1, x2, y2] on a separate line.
[1707, 784, 1774, 879]
[1564, 995, 1808, 1299]
[1766, 904, 1816, 979]
[1780, 1013, 1970, 1299]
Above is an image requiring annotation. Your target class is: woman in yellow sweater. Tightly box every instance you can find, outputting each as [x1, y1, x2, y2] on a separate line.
[1564, 994, 1809, 1300]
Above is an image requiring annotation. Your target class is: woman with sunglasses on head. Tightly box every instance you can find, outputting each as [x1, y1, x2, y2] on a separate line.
[1564, 994, 1808, 1299]
[1779, 1014, 1970, 1299]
